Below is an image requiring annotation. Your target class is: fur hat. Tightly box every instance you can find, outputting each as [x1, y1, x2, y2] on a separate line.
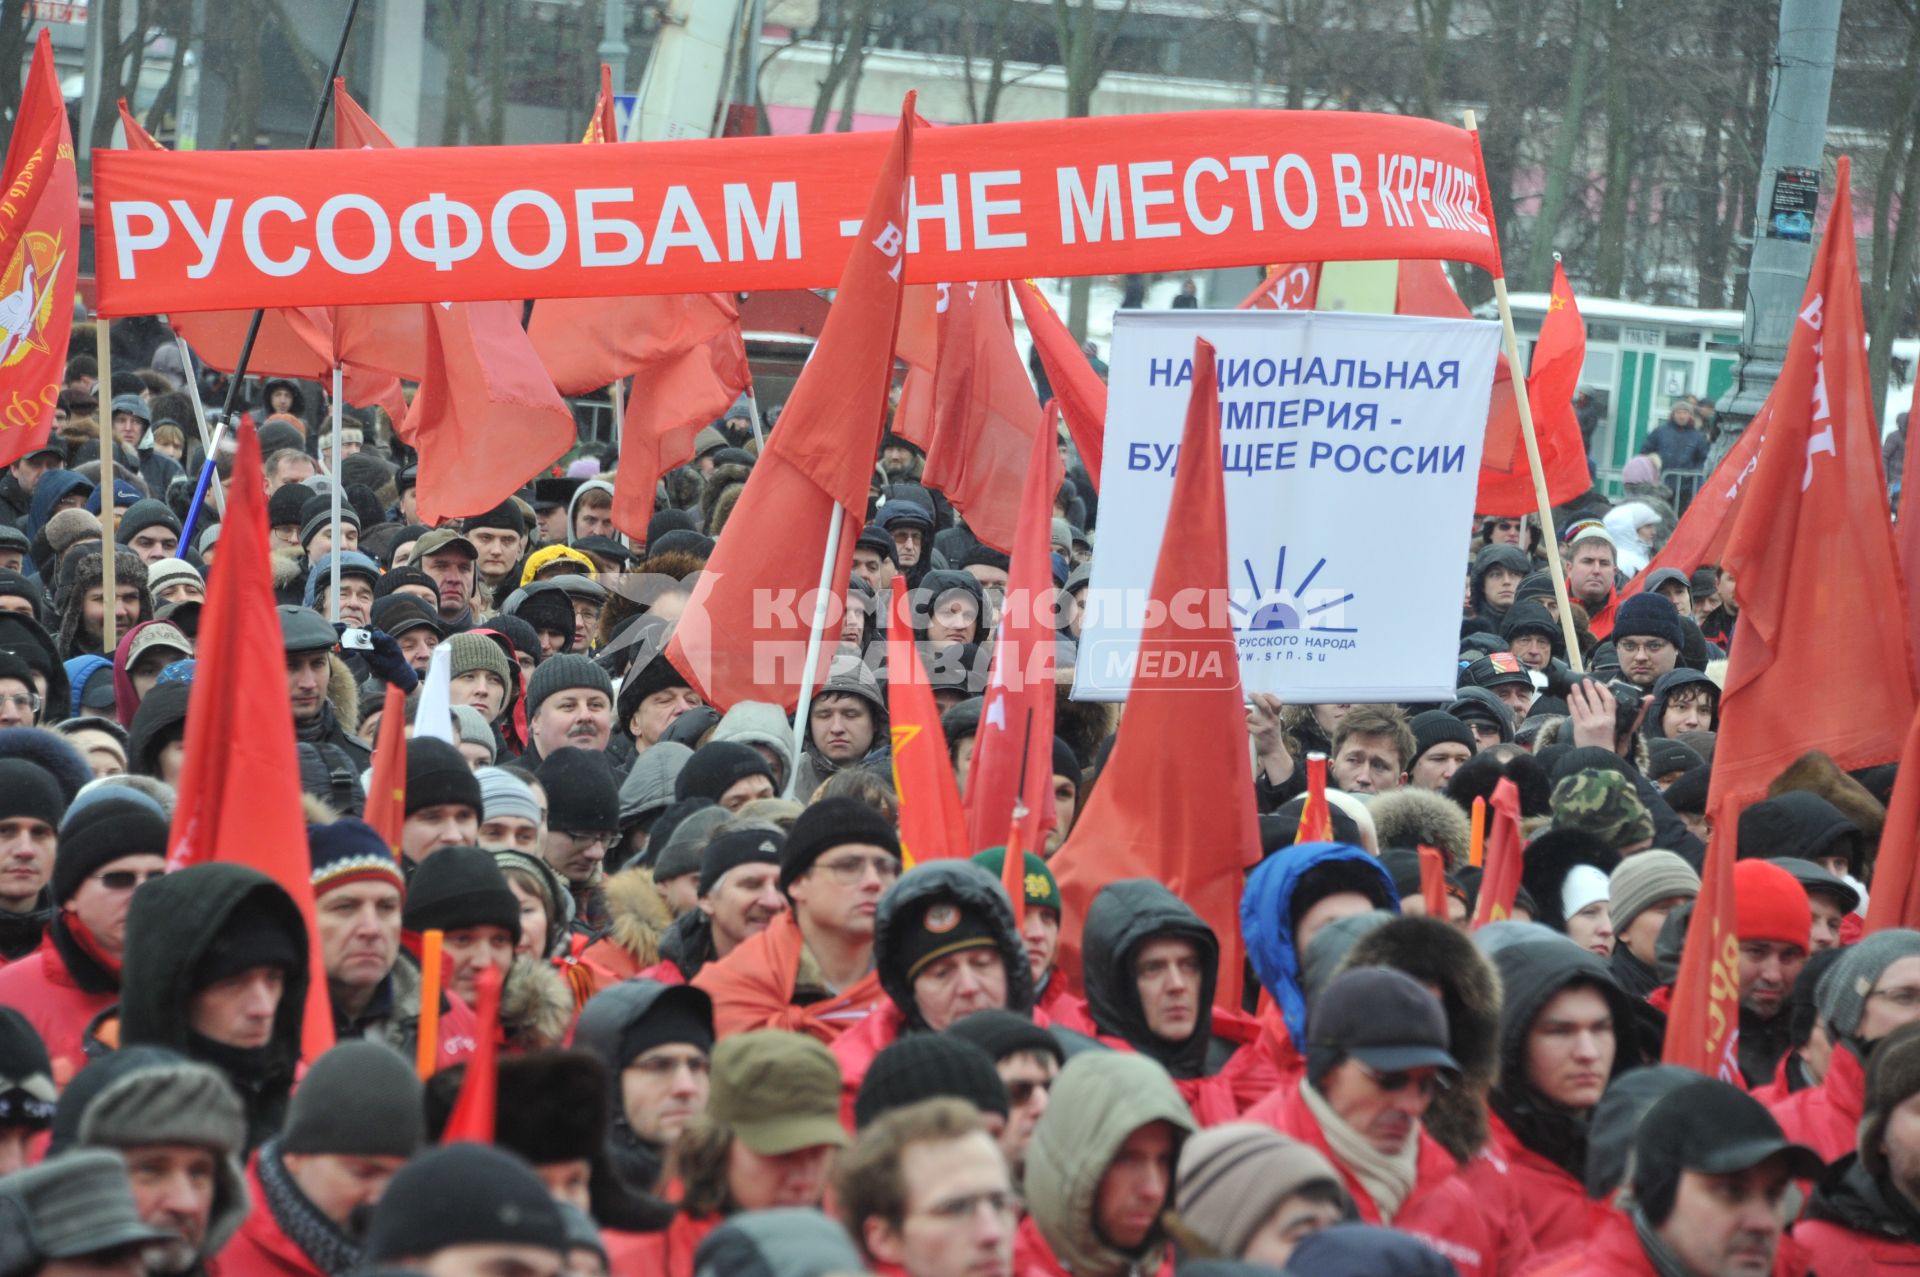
[426, 1049, 609, 1166]
[1767, 750, 1887, 844]
[1334, 915, 1502, 1161]
[1366, 787, 1472, 867]
[1521, 828, 1623, 932]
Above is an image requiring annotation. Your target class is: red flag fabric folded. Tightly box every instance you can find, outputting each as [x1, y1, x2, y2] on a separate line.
[1418, 847, 1449, 920]
[1236, 262, 1320, 310]
[440, 964, 502, 1142]
[1049, 338, 1260, 1007]
[1294, 755, 1333, 845]
[1469, 779, 1523, 928]
[404, 299, 576, 525]
[1662, 805, 1741, 1080]
[965, 399, 1062, 854]
[887, 577, 969, 865]
[0, 31, 78, 469]
[1013, 280, 1105, 489]
[583, 63, 620, 143]
[1474, 261, 1593, 515]
[666, 97, 915, 710]
[364, 682, 408, 857]
[1712, 157, 1916, 809]
[1901, 373, 1920, 689]
[165, 421, 334, 1061]
[1865, 701, 1920, 933]
[1622, 397, 1769, 597]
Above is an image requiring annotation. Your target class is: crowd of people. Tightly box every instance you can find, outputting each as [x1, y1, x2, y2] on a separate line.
[0, 318, 1908, 1277]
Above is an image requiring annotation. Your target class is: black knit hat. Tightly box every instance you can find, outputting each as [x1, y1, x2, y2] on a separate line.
[52, 796, 169, 905]
[893, 894, 1001, 984]
[402, 846, 521, 943]
[526, 654, 613, 721]
[779, 797, 901, 891]
[191, 907, 304, 991]
[852, 1033, 1009, 1129]
[266, 484, 309, 529]
[615, 987, 715, 1069]
[299, 495, 360, 549]
[369, 594, 441, 639]
[0, 759, 65, 829]
[1613, 592, 1683, 649]
[1287, 859, 1398, 935]
[281, 1039, 424, 1157]
[947, 1007, 1065, 1065]
[698, 828, 784, 897]
[614, 651, 691, 729]
[0, 1006, 54, 1130]
[512, 588, 575, 649]
[405, 738, 482, 817]
[364, 1145, 565, 1262]
[675, 741, 775, 805]
[535, 747, 621, 834]
[464, 501, 526, 537]
[1409, 710, 1475, 766]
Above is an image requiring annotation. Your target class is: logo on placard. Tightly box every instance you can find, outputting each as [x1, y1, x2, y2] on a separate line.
[1229, 544, 1356, 635]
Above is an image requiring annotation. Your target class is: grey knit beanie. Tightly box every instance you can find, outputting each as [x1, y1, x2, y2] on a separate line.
[526, 654, 613, 720]
[1821, 928, 1920, 1044]
[1607, 851, 1700, 933]
[1174, 1122, 1346, 1257]
[281, 1041, 425, 1158]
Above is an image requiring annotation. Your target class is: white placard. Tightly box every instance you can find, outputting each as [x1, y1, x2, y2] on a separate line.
[1073, 309, 1500, 702]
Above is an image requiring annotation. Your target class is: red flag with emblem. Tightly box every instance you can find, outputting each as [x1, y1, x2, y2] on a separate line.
[887, 577, 969, 864]
[1049, 339, 1260, 1006]
[1471, 261, 1593, 514]
[965, 398, 1061, 854]
[583, 63, 620, 143]
[665, 97, 914, 710]
[1711, 157, 1914, 808]
[0, 31, 78, 469]
[1236, 262, 1320, 310]
[1469, 778, 1523, 928]
[166, 421, 333, 1060]
[1013, 280, 1104, 489]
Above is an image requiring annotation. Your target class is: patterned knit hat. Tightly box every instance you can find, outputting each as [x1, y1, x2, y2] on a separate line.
[307, 819, 405, 898]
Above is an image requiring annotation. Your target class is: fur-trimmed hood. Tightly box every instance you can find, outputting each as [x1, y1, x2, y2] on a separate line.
[501, 955, 576, 1052]
[699, 462, 751, 533]
[599, 866, 674, 968]
[1367, 787, 1472, 866]
[1335, 915, 1502, 1162]
[593, 547, 707, 652]
[326, 652, 361, 735]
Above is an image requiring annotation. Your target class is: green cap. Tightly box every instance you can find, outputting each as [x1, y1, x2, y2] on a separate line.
[972, 847, 1060, 913]
[1550, 769, 1655, 849]
[708, 1031, 849, 1155]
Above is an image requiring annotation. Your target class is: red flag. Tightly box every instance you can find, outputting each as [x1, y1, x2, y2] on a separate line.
[1712, 157, 1915, 808]
[166, 421, 334, 1060]
[583, 63, 620, 143]
[1236, 262, 1320, 310]
[1419, 847, 1449, 919]
[887, 577, 970, 865]
[965, 399, 1062, 854]
[1049, 338, 1260, 1006]
[895, 281, 1045, 552]
[1469, 778, 1523, 928]
[1866, 701, 1920, 932]
[1662, 804, 1741, 1080]
[1474, 262, 1592, 515]
[364, 682, 408, 856]
[0, 31, 77, 469]
[1622, 397, 1770, 596]
[404, 300, 576, 524]
[440, 964, 502, 1142]
[665, 97, 915, 710]
[1013, 280, 1104, 489]
[1901, 373, 1920, 688]
[1294, 754, 1333, 844]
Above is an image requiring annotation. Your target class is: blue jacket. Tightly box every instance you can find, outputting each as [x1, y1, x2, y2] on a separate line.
[27, 470, 93, 539]
[1240, 841, 1398, 1045]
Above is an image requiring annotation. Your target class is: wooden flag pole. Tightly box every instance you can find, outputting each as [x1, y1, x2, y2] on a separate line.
[94, 319, 117, 654]
[1464, 109, 1585, 674]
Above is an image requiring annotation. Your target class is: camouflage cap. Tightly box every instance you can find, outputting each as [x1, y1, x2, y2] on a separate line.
[1550, 768, 1655, 850]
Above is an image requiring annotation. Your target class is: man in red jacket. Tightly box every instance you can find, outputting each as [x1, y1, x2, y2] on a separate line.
[1569, 1079, 1821, 1277]
[1795, 1020, 1920, 1272]
[0, 793, 167, 1081]
[1244, 966, 1500, 1277]
[1771, 928, 1920, 1163]
[225, 1040, 424, 1277]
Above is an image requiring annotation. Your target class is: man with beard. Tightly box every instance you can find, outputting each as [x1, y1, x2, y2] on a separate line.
[49, 1048, 251, 1277]
[224, 1041, 425, 1276]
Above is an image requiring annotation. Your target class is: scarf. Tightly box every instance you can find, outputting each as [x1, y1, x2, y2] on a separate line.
[257, 1139, 363, 1276]
[1300, 1077, 1419, 1222]
[1631, 1207, 1695, 1277]
[0, 892, 52, 962]
[51, 913, 120, 992]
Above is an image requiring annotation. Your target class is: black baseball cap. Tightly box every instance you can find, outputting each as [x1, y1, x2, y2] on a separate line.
[1634, 1079, 1823, 1181]
[1307, 967, 1459, 1075]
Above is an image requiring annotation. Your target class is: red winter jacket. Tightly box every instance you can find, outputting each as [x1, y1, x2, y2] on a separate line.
[832, 1002, 1069, 1128]
[220, 1158, 325, 1277]
[1253, 999, 1307, 1084]
[1032, 972, 1086, 1028]
[1769, 1045, 1865, 1164]
[0, 934, 116, 1084]
[1012, 1215, 1171, 1277]
[603, 1212, 716, 1277]
[1793, 1213, 1920, 1273]
[633, 959, 689, 987]
[1243, 1079, 1507, 1277]
[1461, 1113, 1608, 1258]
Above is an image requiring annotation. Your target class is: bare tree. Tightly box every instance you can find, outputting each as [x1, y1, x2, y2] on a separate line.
[1053, 0, 1134, 337]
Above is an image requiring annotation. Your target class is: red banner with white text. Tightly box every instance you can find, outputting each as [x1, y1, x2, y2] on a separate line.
[93, 110, 1499, 315]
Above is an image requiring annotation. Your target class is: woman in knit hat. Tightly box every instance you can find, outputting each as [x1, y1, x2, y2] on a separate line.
[1170, 1122, 1348, 1266]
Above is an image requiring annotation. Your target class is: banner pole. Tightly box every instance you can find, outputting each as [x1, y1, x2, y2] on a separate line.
[329, 364, 343, 618]
[95, 318, 117, 654]
[785, 507, 846, 799]
[744, 386, 767, 452]
[172, 333, 226, 517]
[1464, 109, 1585, 674]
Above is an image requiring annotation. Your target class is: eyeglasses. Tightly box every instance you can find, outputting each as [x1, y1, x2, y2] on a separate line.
[1006, 1078, 1051, 1107]
[0, 692, 40, 714]
[1356, 1063, 1452, 1097]
[560, 831, 617, 852]
[94, 869, 165, 892]
[811, 854, 901, 885]
[920, 1189, 1021, 1222]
